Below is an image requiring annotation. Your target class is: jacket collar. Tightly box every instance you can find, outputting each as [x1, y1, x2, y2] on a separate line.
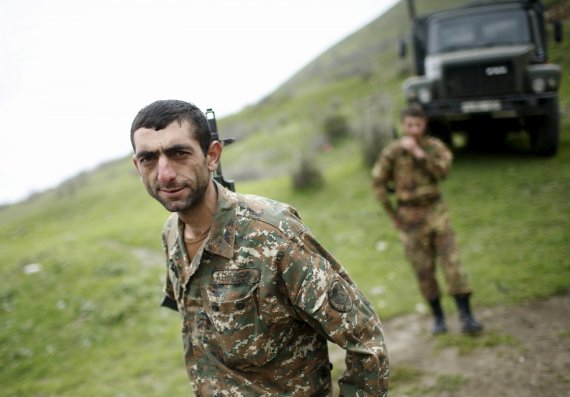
[176, 180, 237, 260]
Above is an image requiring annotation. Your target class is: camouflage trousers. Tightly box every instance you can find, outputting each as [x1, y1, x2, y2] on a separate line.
[396, 200, 472, 301]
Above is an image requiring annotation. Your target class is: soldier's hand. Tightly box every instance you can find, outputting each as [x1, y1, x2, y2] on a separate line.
[401, 136, 416, 152]
[412, 147, 426, 160]
[402, 136, 426, 160]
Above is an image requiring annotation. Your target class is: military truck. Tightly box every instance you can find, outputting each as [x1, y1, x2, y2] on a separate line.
[401, 0, 563, 155]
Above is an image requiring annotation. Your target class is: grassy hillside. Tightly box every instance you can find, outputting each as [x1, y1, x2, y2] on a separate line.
[1, 0, 569, 395]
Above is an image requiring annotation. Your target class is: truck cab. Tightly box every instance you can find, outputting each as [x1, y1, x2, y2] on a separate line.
[402, 0, 562, 155]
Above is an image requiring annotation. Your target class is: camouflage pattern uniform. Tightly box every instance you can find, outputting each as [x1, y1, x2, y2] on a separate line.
[371, 137, 471, 301]
[162, 182, 389, 396]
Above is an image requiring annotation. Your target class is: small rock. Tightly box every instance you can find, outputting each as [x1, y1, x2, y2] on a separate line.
[23, 263, 42, 274]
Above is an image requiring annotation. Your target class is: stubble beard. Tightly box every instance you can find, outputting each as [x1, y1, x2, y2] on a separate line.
[153, 172, 210, 213]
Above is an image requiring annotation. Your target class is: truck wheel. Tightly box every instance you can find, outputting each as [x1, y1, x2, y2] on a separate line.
[529, 100, 560, 157]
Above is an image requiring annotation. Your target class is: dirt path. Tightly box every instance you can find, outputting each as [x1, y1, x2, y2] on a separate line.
[330, 293, 570, 396]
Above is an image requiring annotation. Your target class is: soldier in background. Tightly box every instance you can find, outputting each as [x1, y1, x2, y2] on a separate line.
[371, 104, 483, 335]
[130, 99, 389, 396]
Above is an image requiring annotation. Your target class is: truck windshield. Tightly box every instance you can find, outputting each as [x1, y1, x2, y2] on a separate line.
[428, 9, 531, 54]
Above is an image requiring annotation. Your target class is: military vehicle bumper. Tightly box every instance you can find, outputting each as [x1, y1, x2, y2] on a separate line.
[423, 92, 558, 120]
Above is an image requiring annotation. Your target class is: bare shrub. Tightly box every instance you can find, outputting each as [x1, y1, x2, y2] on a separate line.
[354, 94, 397, 168]
[323, 113, 350, 144]
[322, 105, 350, 144]
[291, 154, 324, 191]
[361, 122, 396, 168]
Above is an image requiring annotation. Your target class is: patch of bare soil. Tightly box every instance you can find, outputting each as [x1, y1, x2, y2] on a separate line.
[330, 293, 570, 396]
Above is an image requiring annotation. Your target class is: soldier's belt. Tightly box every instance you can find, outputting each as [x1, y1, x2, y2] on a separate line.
[397, 194, 441, 207]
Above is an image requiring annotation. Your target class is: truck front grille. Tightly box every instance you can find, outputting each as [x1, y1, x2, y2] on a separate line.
[443, 60, 515, 97]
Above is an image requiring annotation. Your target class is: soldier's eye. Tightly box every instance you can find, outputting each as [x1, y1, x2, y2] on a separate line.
[138, 153, 157, 164]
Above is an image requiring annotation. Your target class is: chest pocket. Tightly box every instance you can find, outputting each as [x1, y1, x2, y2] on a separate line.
[395, 155, 416, 191]
[202, 268, 278, 367]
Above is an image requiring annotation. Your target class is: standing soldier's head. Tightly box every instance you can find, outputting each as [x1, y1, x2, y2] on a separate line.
[400, 104, 427, 140]
[130, 100, 222, 213]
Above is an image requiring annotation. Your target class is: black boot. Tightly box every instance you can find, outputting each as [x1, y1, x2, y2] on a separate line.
[454, 294, 483, 334]
[428, 298, 448, 335]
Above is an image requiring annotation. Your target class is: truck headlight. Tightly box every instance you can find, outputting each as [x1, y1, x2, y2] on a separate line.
[547, 77, 559, 90]
[406, 89, 417, 101]
[531, 78, 546, 93]
[403, 76, 431, 103]
[418, 87, 432, 104]
[527, 64, 561, 93]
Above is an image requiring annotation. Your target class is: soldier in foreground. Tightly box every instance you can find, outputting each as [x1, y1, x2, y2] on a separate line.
[371, 105, 483, 335]
[130, 99, 389, 396]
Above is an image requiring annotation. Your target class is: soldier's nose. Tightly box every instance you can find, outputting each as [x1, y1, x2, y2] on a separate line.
[157, 157, 176, 184]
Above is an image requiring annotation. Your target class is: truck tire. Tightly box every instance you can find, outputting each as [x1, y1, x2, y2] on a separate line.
[529, 99, 560, 157]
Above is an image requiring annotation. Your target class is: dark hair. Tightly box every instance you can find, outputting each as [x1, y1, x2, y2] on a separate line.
[130, 100, 212, 154]
[400, 104, 427, 121]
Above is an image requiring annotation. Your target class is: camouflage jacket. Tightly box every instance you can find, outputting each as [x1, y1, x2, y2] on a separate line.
[162, 182, 389, 396]
[371, 136, 452, 216]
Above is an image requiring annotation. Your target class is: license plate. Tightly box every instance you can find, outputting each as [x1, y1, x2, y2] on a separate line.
[461, 100, 501, 113]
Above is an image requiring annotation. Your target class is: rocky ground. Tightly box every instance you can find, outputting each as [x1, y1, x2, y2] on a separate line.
[330, 293, 570, 396]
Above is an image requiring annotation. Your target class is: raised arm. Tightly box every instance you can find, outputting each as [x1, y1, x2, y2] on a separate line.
[416, 138, 453, 181]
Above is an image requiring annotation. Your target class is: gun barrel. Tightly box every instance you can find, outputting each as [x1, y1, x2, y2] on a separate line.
[206, 108, 219, 140]
[205, 107, 236, 192]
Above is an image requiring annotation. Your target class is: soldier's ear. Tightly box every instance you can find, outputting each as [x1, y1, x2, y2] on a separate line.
[132, 155, 142, 177]
[206, 141, 222, 172]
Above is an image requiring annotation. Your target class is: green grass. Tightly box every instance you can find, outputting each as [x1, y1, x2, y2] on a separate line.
[390, 367, 468, 396]
[389, 365, 426, 388]
[408, 374, 469, 395]
[434, 332, 519, 355]
[1, 4, 570, 397]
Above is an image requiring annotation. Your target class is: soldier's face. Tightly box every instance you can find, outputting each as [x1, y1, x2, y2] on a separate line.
[132, 120, 219, 212]
[402, 116, 427, 139]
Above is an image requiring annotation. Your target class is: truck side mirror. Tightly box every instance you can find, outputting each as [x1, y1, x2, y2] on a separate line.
[399, 38, 408, 59]
[554, 20, 563, 43]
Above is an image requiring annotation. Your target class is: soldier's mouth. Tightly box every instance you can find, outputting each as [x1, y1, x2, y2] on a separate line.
[160, 187, 186, 197]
